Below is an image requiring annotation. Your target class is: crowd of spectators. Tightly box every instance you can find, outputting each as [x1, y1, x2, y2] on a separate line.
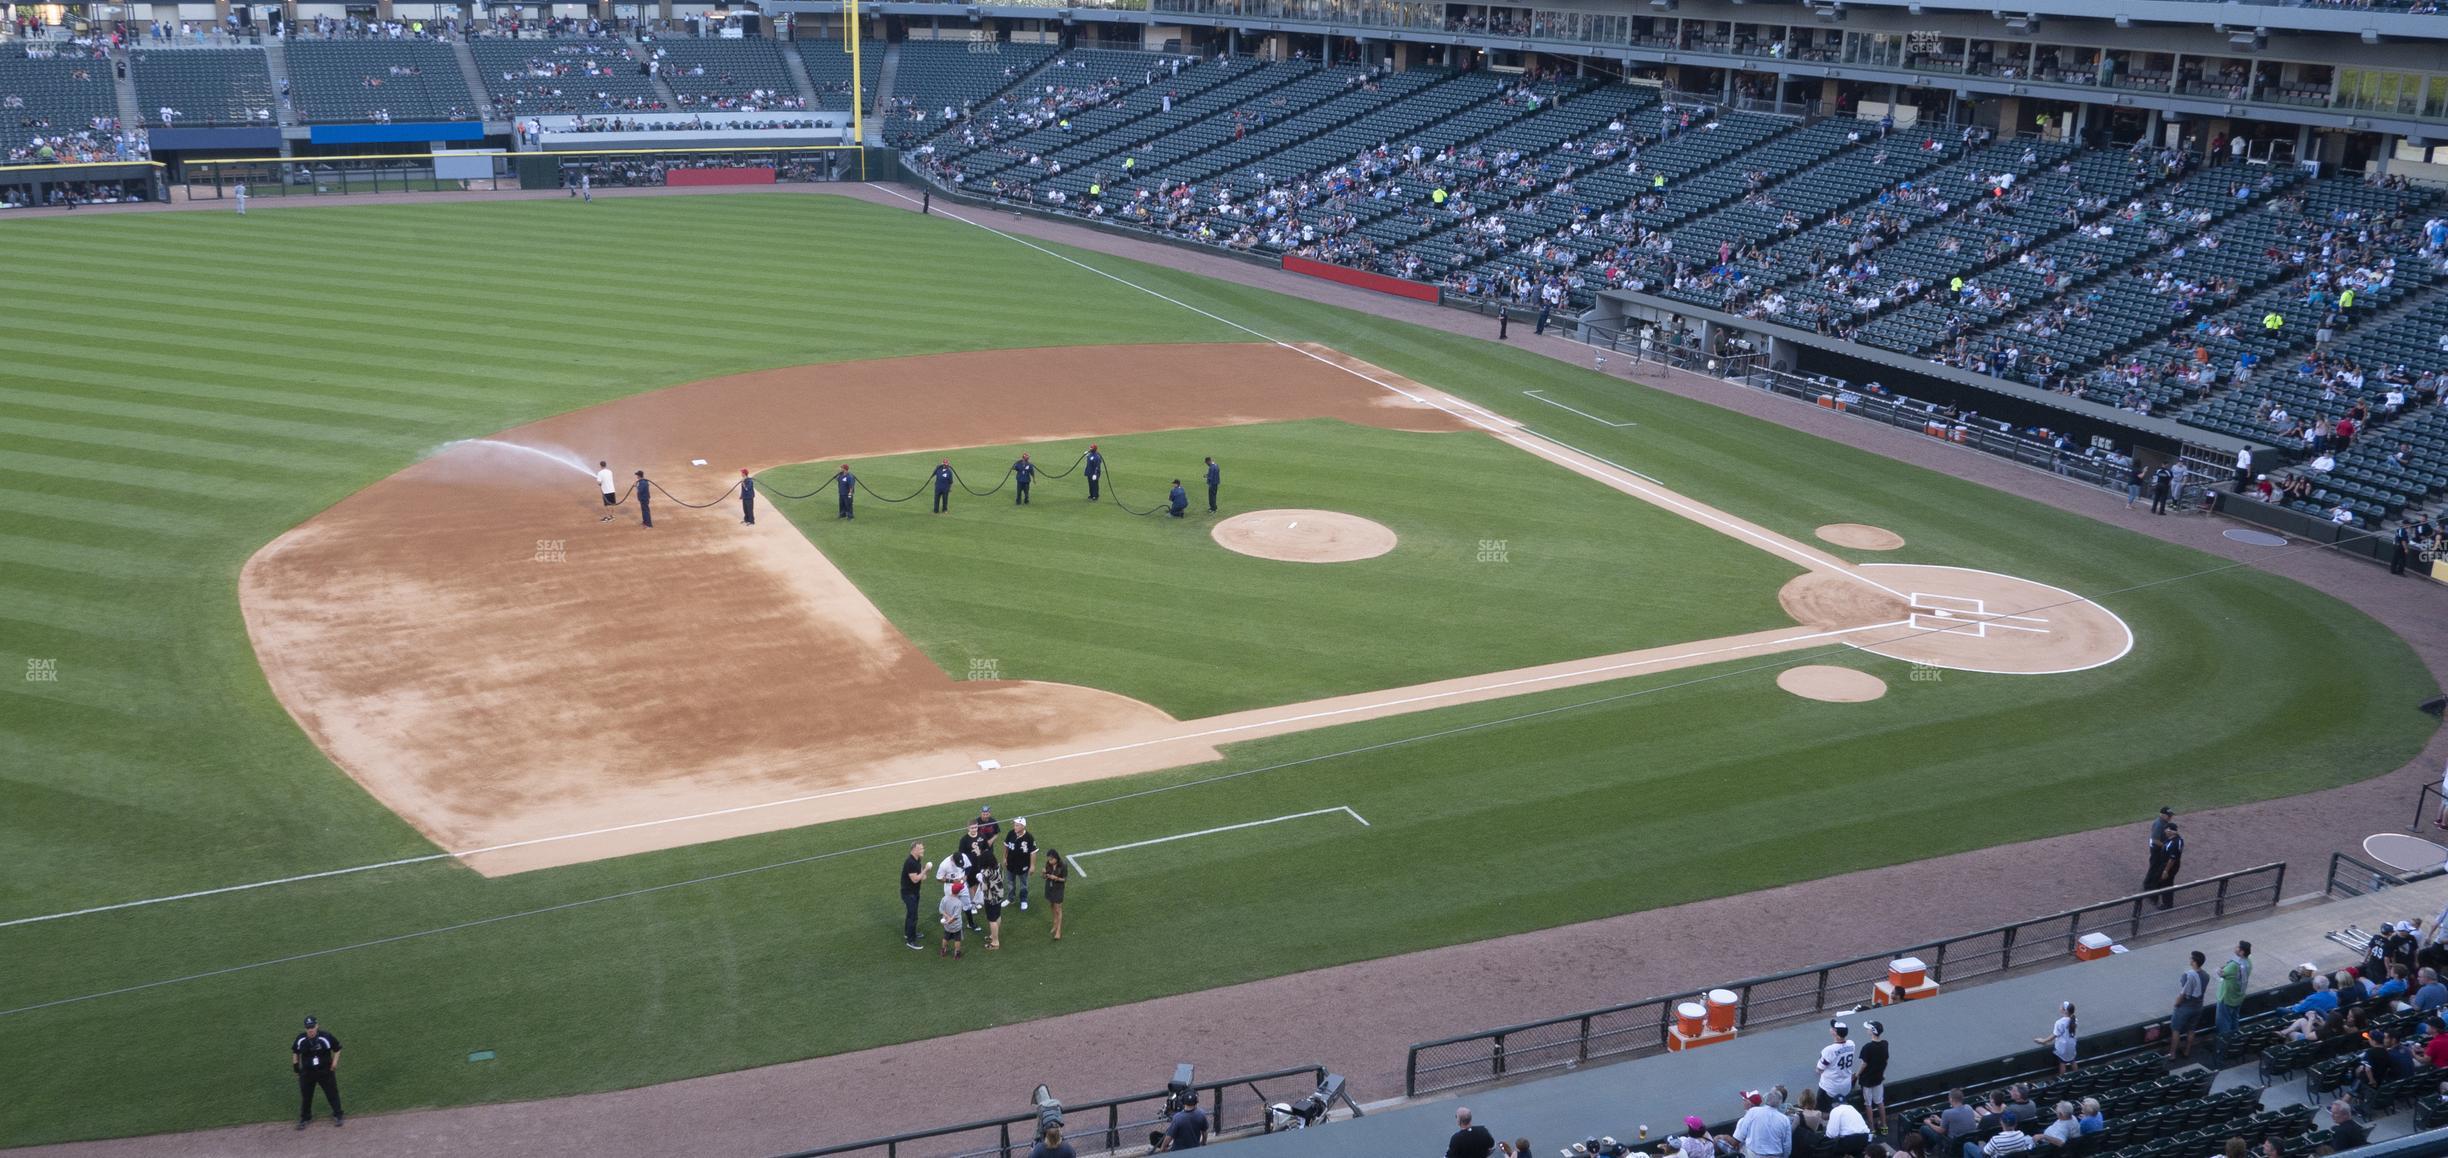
[4, 118, 146, 164]
[489, 42, 663, 116]
[550, 114, 830, 134]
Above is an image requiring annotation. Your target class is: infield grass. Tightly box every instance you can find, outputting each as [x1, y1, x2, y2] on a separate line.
[0, 193, 2434, 1146]
[766, 420, 1799, 717]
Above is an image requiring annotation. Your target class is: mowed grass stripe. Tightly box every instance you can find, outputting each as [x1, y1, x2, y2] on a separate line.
[0, 369, 482, 426]
[0, 385, 434, 449]
[0, 412, 381, 473]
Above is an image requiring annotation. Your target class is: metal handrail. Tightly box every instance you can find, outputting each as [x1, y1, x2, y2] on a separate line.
[2325, 850, 2417, 899]
[1405, 862, 2287, 1096]
[772, 1064, 1329, 1158]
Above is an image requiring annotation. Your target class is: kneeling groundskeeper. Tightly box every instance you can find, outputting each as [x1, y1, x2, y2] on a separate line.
[1168, 480, 1189, 518]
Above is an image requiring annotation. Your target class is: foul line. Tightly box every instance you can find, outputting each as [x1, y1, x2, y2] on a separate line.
[1067, 806, 1369, 878]
[868, 185, 1910, 605]
[1524, 390, 1638, 427]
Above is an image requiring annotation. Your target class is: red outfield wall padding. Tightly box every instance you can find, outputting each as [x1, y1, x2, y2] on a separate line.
[1281, 254, 1441, 302]
[665, 167, 778, 187]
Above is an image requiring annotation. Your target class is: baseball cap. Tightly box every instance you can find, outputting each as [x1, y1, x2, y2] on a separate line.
[1014, 817, 1028, 827]
[1831, 1019, 1848, 1032]
[1742, 1091, 1764, 1106]
[951, 880, 966, 893]
[2002, 1112, 2019, 1127]
[1686, 1117, 1708, 1131]
[1866, 1020, 1885, 1035]
[2159, 806, 2174, 815]
[980, 804, 994, 814]
[303, 1015, 317, 1028]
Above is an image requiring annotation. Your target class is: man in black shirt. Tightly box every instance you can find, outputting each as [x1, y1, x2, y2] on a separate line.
[1167, 1099, 1211, 1150]
[972, 805, 1000, 846]
[1005, 819, 1038, 912]
[1447, 1107, 1496, 1158]
[900, 841, 928, 950]
[291, 1015, 344, 1129]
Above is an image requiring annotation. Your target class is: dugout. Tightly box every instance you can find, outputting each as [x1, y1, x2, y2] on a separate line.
[0, 160, 166, 210]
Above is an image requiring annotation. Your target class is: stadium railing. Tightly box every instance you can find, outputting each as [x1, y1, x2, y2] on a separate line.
[2325, 850, 2447, 900]
[771, 1063, 1331, 1158]
[175, 144, 879, 198]
[1404, 861, 2288, 1097]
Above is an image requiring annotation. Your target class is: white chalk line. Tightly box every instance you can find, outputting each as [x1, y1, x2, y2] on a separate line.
[0, 619, 1905, 930]
[1523, 389, 1638, 427]
[866, 185, 1910, 605]
[1067, 806, 1369, 878]
[0, 196, 2075, 931]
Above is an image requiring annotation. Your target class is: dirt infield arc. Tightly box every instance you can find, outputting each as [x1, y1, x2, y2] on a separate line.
[239, 342, 2134, 875]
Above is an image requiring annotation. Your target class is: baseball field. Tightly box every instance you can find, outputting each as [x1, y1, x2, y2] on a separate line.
[0, 191, 2435, 1147]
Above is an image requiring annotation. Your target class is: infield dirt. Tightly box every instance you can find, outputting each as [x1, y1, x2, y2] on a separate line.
[241, 342, 2132, 874]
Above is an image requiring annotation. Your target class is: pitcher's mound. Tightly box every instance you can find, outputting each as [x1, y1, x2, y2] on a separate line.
[1778, 665, 1889, 703]
[1818, 523, 1906, 551]
[1212, 509, 1397, 563]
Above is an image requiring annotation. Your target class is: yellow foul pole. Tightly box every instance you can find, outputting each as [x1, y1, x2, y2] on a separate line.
[844, 0, 864, 154]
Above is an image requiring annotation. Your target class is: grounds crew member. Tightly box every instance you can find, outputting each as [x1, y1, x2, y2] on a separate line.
[1084, 444, 1104, 501]
[932, 459, 955, 514]
[1013, 453, 1035, 505]
[292, 1015, 344, 1129]
[835, 465, 857, 519]
[597, 460, 619, 521]
[632, 470, 653, 528]
[1169, 479, 1189, 518]
[738, 469, 756, 525]
[1204, 456, 1221, 513]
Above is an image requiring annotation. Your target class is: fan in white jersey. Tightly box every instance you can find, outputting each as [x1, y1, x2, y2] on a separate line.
[1816, 1021, 1859, 1105]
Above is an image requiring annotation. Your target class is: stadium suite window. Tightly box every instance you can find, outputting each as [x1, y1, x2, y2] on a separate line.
[2336, 69, 2448, 118]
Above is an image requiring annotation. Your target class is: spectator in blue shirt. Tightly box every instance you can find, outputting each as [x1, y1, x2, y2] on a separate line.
[2286, 974, 2338, 1017]
[2414, 968, 2448, 1011]
[2374, 965, 2411, 1003]
[2076, 1099, 2105, 1135]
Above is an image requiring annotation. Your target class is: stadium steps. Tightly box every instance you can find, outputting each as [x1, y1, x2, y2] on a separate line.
[447, 37, 487, 128]
[110, 55, 141, 132]
[640, 43, 682, 109]
[1041, 61, 1333, 192]
[780, 34, 823, 114]
[262, 38, 294, 126]
[873, 39, 900, 125]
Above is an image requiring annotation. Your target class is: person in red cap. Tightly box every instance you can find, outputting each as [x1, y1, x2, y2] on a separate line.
[1083, 444, 1104, 501]
[938, 879, 968, 958]
[738, 469, 756, 526]
[932, 459, 955, 514]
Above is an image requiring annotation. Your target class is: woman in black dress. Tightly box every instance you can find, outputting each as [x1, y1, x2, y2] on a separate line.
[1043, 850, 1068, 941]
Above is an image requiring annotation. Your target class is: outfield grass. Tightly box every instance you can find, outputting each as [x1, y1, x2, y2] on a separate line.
[766, 420, 1799, 717]
[0, 194, 2434, 1146]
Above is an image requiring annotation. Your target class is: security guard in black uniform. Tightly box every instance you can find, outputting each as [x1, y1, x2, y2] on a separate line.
[633, 470, 653, 528]
[1014, 453, 1035, 505]
[835, 465, 857, 519]
[932, 460, 955, 514]
[1204, 456, 1221, 513]
[292, 1015, 344, 1129]
[1084, 444, 1104, 501]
